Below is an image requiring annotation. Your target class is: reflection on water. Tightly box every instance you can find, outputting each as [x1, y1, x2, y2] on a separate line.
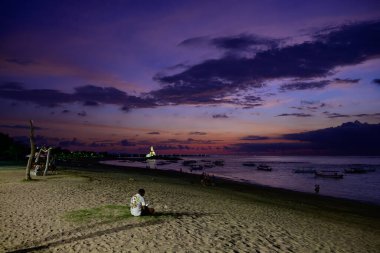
[101, 156, 380, 205]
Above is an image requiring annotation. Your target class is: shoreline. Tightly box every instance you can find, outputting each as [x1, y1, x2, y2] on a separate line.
[1, 163, 380, 252]
[61, 160, 380, 217]
[90, 159, 380, 207]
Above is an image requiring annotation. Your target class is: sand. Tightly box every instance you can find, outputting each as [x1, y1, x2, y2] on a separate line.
[1, 165, 379, 253]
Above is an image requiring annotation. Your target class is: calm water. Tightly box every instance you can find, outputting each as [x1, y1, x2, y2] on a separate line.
[101, 156, 380, 205]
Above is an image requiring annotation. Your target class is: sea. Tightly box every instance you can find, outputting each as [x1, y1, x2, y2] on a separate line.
[101, 155, 380, 205]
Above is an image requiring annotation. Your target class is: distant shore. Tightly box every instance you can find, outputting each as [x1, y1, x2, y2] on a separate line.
[1, 162, 380, 252]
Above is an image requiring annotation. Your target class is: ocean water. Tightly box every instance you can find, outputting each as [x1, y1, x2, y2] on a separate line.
[101, 156, 380, 205]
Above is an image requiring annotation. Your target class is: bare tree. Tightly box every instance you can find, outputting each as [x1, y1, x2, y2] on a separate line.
[25, 120, 35, 180]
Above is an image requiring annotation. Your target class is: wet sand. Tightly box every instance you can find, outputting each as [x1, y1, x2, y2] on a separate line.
[1, 164, 379, 252]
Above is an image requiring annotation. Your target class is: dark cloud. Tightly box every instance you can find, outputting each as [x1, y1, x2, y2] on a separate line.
[0, 124, 45, 130]
[231, 121, 380, 155]
[155, 20, 380, 103]
[212, 113, 229, 119]
[211, 34, 279, 51]
[147, 131, 160, 135]
[120, 139, 136, 146]
[189, 131, 207, 135]
[77, 111, 87, 117]
[323, 112, 350, 118]
[373, 78, 380, 85]
[282, 121, 380, 155]
[276, 113, 313, 117]
[178, 36, 209, 47]
[240, 135, 269, 141]
[83, 101, 99, 106]
[6, 58, 36, 66]
[279, 80, 330, 92]
[59, 138, 86, 147]
[290, 101, 326, 111]
[0, 83, 157, 110]
[61, 109, 70, 113]
[323, 111, 380, 119]
[333, 78, 360, 84]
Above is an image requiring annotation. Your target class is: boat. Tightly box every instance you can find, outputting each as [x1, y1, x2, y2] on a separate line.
[183, 160, 197, 166]
[242, 162, 256, 167]
[257, 164, 272, 171]
[213, 160, 224, 166]
[315, 170, 344, 179]
[293, 168, 316, 173]
[190, 164, 203, 171]
[344, 168, 367, 174]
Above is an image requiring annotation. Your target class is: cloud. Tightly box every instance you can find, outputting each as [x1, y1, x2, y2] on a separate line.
[6, 58, 36, 66]
[77, 111, 87, 117]
[211, 34, 279, 51]
[147, 131, 160, 135]
[120, 139, 136, 146]
[323, 112, 350, 118]
[83, 101, 99, 106]
[0, 124, 45, 130]
[178, 36, 209, 47]
[281, 121, 380, 155]
[240, 135, 269, 141]
[373, 78, 380, 85]
[279, 80, 330, 92]
[61, 109, 70, 113]
[232, 121, 380, 155]
[189, 131, 207, 135]
[276, 113, 313, 117]
[0, 83, 157, 110]
[155, 20, 380, 104]
[59, 138, 86, 147]
[323, 111, 380, 119]
[212, 113, 229, 118]
[333, 78, 360, 84]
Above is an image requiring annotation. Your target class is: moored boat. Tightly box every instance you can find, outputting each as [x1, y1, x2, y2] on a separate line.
[242, 162, 256, 167]
[293, 168, 316, 173]
[315, 170, 344, 179]
[257, 164, 272, 171]
[344, 168, 367, 174]
[190, 164, 203, 171]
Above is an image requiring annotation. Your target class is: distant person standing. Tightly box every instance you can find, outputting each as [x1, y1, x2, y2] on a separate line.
[314, 184, 320, 194]
[130, 189, 155, 216]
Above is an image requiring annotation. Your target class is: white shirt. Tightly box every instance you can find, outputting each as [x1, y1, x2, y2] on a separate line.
[130, 193, 146, 216]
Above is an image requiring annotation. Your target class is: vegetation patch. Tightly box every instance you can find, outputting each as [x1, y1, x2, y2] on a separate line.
[64, 205, 136, 223]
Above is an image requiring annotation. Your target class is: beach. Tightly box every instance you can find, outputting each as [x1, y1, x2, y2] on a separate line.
[1, 164, 379, 252]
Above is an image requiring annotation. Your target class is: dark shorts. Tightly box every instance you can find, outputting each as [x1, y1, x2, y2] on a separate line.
[141, 207, 150, 216]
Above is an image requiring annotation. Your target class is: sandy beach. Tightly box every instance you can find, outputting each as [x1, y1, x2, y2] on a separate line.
[1, 164, 379, 253]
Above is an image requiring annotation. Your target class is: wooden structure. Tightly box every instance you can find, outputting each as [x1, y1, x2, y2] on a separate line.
[31, 147, 55, 176]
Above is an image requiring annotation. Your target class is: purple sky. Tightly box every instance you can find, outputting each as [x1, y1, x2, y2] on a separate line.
[1, 0, 380, 154]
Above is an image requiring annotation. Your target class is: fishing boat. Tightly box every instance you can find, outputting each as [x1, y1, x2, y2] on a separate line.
[242, 162, 256, 167]
[315, 170, 344, 179]
[213, 160, 224, 166]
[344, 168, 367, 174]
[293, 168, 316, 173]
[182, 160, 197, 166]
[257, 164, 272, 171]
[190, 164, 203, 171]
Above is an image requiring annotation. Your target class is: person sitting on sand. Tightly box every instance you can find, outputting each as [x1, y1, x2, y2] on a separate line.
[130, 189, 155, 216]
[314, 184, 320, 194]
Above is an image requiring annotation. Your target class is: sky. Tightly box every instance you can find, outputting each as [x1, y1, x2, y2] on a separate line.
[1, 0, 380, 155]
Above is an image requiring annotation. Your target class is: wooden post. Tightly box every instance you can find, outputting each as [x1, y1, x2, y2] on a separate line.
[43, 147, 52, 176]
[25, 120, 35, 180]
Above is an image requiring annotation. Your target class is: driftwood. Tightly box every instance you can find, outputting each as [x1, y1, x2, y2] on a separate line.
[25, 120, 35, 180]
